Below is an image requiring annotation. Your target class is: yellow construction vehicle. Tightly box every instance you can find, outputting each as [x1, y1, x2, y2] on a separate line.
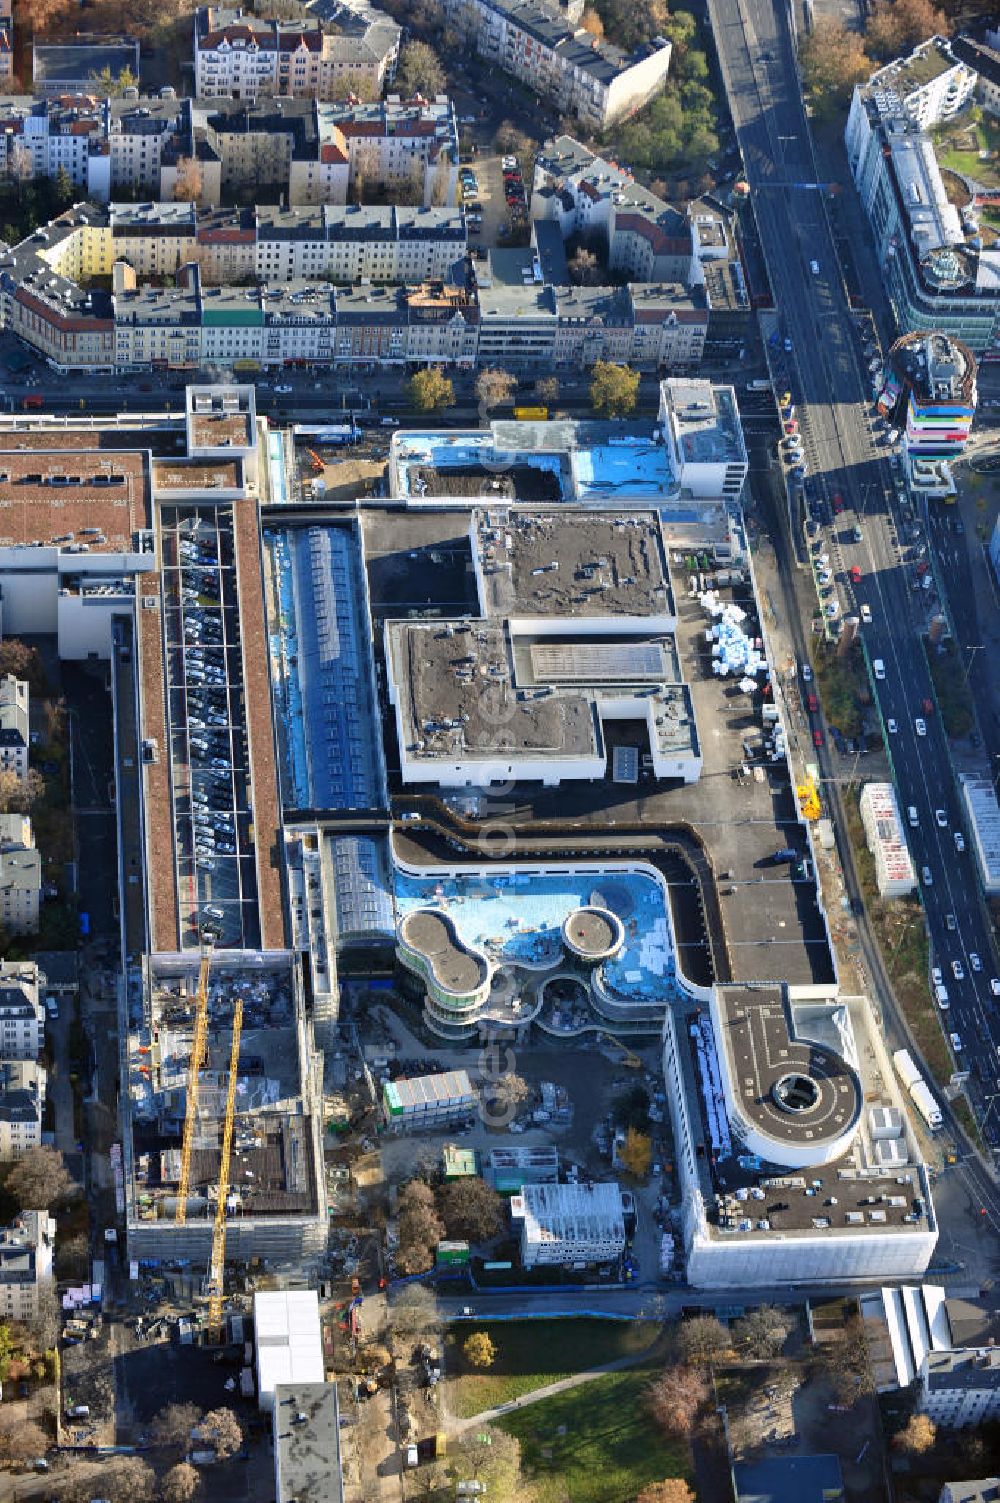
[601, 1031, 643, 1069]
[176, 942, 214, 1225]
[796, 778, 821, 821]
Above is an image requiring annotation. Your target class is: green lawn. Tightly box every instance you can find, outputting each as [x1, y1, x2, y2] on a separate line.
[446, 1319, 662, 1418]
[935, 117, 1000, 190]
[498, 1365, 688, 1503]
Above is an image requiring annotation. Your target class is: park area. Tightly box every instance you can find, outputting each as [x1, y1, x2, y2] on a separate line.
[499, 1365, 689, 1503]
[444, 1318, 662, 1418]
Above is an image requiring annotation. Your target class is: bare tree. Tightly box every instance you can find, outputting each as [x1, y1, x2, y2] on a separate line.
[172, 157, 204, 204]
[26, 1279, 60, 1349]
[644, 1365, 709, 1438]
[451, 1426, 521, 1502]
[534, 375, 560, 406]
[568, 246, 601, 285]
[7, 1145, 74, 1210]
[152, 1401, 203, 1455]
[55, 1231, 89, 1281]
[62, 1456, 156, 1503]
[389, 1284, 438, 1337]
[7, 138, 33, 200]
[475, 367, 517, 412]
[636, 1484, 695, 1503]
[0, 1416, 49, 1463]
[824, 1311, 872, 1401]
[161, 1462, 203, 1503]
[0, 640, 41, 685]
[198, 1407, 243, 1460]
[0, 767, 45, 814]
[733, 1305, 790, 1360]
[439, 1178, 504, 1242]
[676, 1314, 730, 1367]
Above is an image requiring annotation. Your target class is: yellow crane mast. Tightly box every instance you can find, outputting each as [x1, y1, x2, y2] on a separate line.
[176, 943, 214, 1225]
[206, 997, 244, 1343]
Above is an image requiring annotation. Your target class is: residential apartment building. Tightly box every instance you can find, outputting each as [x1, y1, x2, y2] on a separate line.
[862, 35, 977, 128]
[0, 1060, 45, 1161]
[194, 5, 400, 102]
[0, 1211, 55, 1323]
[951, 31, 1000, 117]
[0, 676, 29, 781]
[181, 96, 459, 209]
[0, 92, 459, 209]
[0, 94, 182, 203]
[0, 201, 704, 373]
[921, 1349, 1000, 1429]
[0, 1, 11, 85]
[0, 822, 41, 935]
[531, 137, 700, 284]
[0, 961, 44, 1060]
[845, 42, 1000, 352]
[443, 0, 671, 129]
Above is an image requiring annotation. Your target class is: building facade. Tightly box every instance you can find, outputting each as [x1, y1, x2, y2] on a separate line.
[0, 1, 11, 84]
[194, 5, 400, 102]
[443, 0, 670, 129]
[0, 92, 458, 211]
[532, 136, 699, 285]
[921, 1349, 1000, 1428]
[511, 1181, 626, 1267]
[0, 1060, 45, 1161]
[0, 962, 44, 1060]
[845, 45, 1000, 353]
[0, 676, 29, 781]
[0, 1211, 55, 1323]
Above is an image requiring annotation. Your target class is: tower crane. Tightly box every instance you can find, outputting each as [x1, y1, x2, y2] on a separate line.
[206, 997, 244, 1344]
[176, 941, 214, 1225]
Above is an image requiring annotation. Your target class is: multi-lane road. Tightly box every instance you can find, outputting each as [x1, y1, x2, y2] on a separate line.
[708, 0, 1000, 1146]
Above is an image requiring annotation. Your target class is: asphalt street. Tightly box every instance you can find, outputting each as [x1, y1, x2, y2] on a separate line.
[707, 0, 1000, 1153]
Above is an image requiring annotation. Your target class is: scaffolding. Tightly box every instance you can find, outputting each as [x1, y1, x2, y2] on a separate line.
[175, 943, 213, 1225]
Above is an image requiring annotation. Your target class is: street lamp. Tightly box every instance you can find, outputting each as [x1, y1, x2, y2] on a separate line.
[961, 643, 984, 686]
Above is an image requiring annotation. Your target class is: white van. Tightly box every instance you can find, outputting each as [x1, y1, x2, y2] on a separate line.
[934, 983, 950, 1009]
[907, 806, 919, 827]
[873, 659, 886, 681]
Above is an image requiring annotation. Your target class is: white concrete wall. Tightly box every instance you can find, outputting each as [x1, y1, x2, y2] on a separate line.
[687, 1222, 938, 1287]
[0, 553, 61, 634]
[56, 595, 132, 660]
[602, 41, 672, 127]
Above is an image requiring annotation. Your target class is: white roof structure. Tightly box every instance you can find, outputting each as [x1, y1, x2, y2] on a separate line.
[254, 1290, 324, 1411]
[962, 777, 1000, 895]
[862, 1283, 950, 1391]
[860, 782, 915, 896]
[512, 1181, 625, 1251]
